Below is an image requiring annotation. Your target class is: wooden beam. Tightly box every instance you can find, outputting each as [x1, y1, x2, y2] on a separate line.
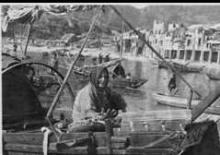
[128, 132, 176, 148]
[119, 110, 192, 121]
[205, 107, 220, 115]
[126, 146, 175, 155]
[192, 87, 220, 121]
[23, 24, 33, 57]
[3, 132, 107, 146]
[4, 143, 88, 154]
[111, 143, 128, 149]
[111, 137, 128, 143]
[96, 147, 127, 154]
[4, 144, 128, 155]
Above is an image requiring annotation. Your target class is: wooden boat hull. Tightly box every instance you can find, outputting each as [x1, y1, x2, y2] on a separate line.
[152, 93, 220, 115]
[206, 69, 220, 80]
[4, 109, 219, 155]
[3, 110, 191, 155]
[3, 131, 179, 155]
[3, 132, 111, 155]
[3, 109, 220, 155]
[111, 78, 147, 89]
[152, 93, 200, 108]
[173, 62, 204, 73]
[207, 73, 220, 80]
[72, 67, 148, 89]
[158, 61, 203, 73]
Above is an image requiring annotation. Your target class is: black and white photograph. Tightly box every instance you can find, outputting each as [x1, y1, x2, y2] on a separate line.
[1, 3, 220, 155]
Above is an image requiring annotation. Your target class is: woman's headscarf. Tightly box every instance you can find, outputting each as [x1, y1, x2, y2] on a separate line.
[88, 66, 127, 113]
[89, 67, 109, 89]
[89, 67, 112, 112]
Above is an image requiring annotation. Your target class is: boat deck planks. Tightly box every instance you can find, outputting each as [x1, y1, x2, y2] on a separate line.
[126, 147, 175, 155]
[153, 93, 220, 115]
[3, 132, 107, 146]
[120, 110, 192, 121]
[3, 131, 179, 155]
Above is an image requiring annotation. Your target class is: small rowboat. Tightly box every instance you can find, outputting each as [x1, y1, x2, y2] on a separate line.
[206, 73, 220, 80]
[152, 93, 220, 115]
[71, 66, 148, 89]
[158, 61, 203, 73]
[152, 93, 200, 108]
[206, 70, 220, 80]
[111, 78, 148, 89]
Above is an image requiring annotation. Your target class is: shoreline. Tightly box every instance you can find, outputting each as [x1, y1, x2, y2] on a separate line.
[3, 43, 158, 62]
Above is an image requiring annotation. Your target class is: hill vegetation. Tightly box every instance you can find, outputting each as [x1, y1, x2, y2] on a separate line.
[2, 5, 220, 40]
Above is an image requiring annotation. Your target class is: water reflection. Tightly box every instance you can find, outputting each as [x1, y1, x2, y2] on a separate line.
[36, 52, 188, 113]
[121, 59, 178, 112]
[26, 52, 220, 128]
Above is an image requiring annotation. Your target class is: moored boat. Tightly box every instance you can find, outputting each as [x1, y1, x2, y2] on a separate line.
[71, 61, 148, 89]
[204, 65, 220, 80]
[152, 93, 201, 108]
[158, 60, 204, 73]
[110, 77, 148, 89]
[3, 109, 192, 155]
[152, 93, 220, 115]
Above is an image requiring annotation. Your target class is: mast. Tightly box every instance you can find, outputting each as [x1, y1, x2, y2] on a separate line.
[120, 21, 125, 59]
[12, 24, 17, 56]
[23, 23, 33, 58]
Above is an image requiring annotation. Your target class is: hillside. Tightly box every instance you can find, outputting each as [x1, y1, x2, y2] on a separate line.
[139, 5, 220, 29]
[2, 5, 220, 40]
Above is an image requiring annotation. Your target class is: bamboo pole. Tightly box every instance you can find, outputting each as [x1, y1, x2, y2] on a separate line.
[46, 9, 101, 121]
[45, 10, 102, 140]
[12, 24, 16, 51]
[109, 5, 201, 98]
[120, 21, 124, 58]
[23, 23, 33, 57]
[192, 87, 220, 121]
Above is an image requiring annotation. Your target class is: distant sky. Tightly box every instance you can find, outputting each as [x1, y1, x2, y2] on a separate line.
[126, 3, 150, 9]
[3, 3, 220, 8]
[119, 3, 220, 9]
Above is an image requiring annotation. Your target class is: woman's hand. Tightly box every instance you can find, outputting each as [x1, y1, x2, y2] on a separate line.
[99, 108, 118, 120]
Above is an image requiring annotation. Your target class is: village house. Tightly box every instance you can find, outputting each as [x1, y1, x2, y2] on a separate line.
[119, 19, 220, 65]
[176, 24, 220, 65]
[146, 20, 167, 58]
[146, 20, 182, 59]
[146, 20, 220, 65]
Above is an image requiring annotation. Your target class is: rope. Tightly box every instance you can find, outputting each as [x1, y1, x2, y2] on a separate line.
[45, 7, 103, 141]
[41, 127, 52, 155]
[109, 6, 201, 100]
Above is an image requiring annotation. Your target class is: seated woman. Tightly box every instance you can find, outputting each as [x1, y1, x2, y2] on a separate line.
[69, 67, 127, 132]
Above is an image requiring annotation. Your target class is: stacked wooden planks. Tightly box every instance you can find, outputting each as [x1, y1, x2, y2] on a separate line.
[3, 131, 129, 155]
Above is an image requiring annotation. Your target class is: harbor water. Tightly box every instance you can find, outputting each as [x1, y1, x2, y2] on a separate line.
[29, 51, 182, 114]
